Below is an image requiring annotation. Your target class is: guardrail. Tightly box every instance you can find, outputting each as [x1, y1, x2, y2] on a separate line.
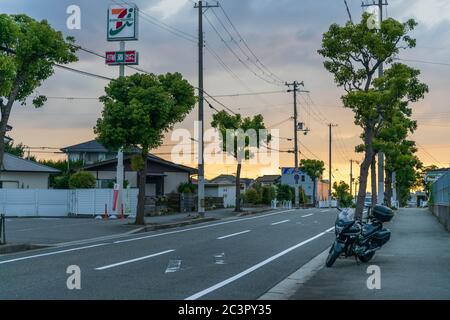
[0, 214, 5, 245]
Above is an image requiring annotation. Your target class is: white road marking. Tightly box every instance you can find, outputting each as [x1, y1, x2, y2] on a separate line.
[115, 209, 295, 244]
[0, 243, 108, 265]
[217, 230, 251, 240]
[301, 214, 314, 218]
[320, 210, 330, 213]
[271, 219, 290, 226]
[95, 249, 175, 271]
[185, 226, 335, 300]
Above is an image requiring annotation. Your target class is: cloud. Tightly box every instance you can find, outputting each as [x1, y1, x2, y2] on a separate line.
[148, 0, 191, 19]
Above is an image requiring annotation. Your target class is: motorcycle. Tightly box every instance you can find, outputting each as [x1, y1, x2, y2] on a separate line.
[325, 205, 394, 268]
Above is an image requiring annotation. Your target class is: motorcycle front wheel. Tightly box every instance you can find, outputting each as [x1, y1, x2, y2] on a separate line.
[358, 251, 375, 263]
[325, 244, 340, 267]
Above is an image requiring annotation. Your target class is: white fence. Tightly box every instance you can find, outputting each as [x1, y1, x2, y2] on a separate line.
[0, 189, 138, 217]
[318, 200, 338, 208]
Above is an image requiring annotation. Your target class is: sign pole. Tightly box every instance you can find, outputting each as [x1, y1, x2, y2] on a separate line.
[115, 40, 125, 217]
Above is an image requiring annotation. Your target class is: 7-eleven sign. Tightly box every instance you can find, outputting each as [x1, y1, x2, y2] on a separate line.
[107, 4, 139, 41]
[105, 51, 139, 65]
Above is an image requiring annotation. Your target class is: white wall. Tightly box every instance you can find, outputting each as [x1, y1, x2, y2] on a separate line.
[218, 185, 236, 208]
[0, 172, 50, 189]
[0, 188, 138, 217]
[87, 170, 138, 188]
[164, 172, 190, 194]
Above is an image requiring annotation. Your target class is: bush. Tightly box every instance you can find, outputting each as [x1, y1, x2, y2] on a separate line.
[69, 171, 96, 189]
[245, 188, 261, 205]
[277, 184, 294, 201]
[262, 185, 276, 204]
[53, 174, 69, 189]
[177, 182, 197, 194]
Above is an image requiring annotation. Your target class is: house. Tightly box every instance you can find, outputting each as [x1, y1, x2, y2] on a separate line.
[255, 174, 281, 186]
[425, 168, 449, 184]
[4, 125, 12, 143]
[209, 174, 254, 193]
[0, 153, 60, 189]
[280, 168, 329, 203]
[61, 140, 131, 165]
[82, 154, 197, 197]
[204, 181, 236, 208]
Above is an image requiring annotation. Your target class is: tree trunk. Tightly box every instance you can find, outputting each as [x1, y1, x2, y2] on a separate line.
[234, 163, 242, 212]
[385, 169, 393, 207]
[135, 151, 147, 225]
[371, 154, 377, 207]
[355, 128, 374, 220]
[0, 74, 25, 169]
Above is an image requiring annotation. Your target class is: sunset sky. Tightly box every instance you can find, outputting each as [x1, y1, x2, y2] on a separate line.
[2, 0, 449, 181]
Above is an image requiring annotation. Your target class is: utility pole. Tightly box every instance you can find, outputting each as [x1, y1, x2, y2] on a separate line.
[286, 81, 308, 208]
[362, 0, 388, 205]
[328, 124, 338, 207]
[194, 1, 219, 218]
[349, 159, 359, 197]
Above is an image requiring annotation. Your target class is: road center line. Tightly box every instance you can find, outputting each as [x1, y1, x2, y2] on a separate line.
[0, 243, 108, 265]
[114, 209, 295, 244]
[95, 249, 175, 271]
[302, 214, 314, 218]
[320, 210, 330, 213]
[271, 220, 290, 226]
[217, 230, 251, 240]
[185, 226, 335, 300]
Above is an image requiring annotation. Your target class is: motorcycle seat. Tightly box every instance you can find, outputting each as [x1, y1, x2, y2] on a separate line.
[362, 224, 381, 237]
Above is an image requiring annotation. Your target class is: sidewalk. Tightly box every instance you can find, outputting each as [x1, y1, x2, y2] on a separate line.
[289, 208, 450, 299]
[0, 206, 273, 249]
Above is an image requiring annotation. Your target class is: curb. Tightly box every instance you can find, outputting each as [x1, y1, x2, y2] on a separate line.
[258, 248, 329, 300]
[0, 243, 51, 255]
[142, 217, 219, 231]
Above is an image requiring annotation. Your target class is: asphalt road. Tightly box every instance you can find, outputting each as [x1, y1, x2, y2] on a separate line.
[0, 208, 336, 300]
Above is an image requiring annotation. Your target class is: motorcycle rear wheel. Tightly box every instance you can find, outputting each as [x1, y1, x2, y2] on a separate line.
[325, 244, 340, 267]
[358, 251, 375, 263]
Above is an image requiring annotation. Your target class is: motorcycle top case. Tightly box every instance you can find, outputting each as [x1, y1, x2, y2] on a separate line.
[372, 205, 394, 222]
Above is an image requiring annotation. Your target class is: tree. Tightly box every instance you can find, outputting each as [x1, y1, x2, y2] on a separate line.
[0, 14, 78, 169]
[300, 159, 325, 206]
[319, 13, 428, 219]
[333, 181, 353, 208]
[177, 182, 196, 194]
[211, 111, 269, 212]
[95, 73, 195, 225]
[4, 141, 25, 157]
[277, 184, 294, 202]
[244, 188, 261, 205]
[69, 171, 96, 189]
[261, 185, 276, 205]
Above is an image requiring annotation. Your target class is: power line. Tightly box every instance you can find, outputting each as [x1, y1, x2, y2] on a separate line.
[217, 3, 285, 84]
[203, 12, 283, 87]
[114, 0, 197, 43]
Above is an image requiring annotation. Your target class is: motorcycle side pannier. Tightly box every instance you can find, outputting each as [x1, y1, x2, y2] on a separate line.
[372, 205, 394, 222]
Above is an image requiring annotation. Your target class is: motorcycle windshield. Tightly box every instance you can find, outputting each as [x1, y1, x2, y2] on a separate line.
[337, 208, 355, 225]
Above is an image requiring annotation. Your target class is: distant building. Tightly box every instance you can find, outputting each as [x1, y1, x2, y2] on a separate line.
[0, 153, 60, 189]
[82, 154, 196, 197]
[255, 175, 281, 186]
[281, 167, 329, 204]
[209, 175, 254, 193]
[4, 125, 12, 143]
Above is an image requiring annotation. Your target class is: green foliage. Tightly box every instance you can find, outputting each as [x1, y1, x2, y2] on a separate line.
[4, 141, 25, 157]
[277, 184, 294, 201]
[333, 181, 353, 208]
[68, 171, 96, 189]
[318, 13, 428, 217]
[95, 72, 195, 224]
[95, 72, 195, 153]
[53, 174, 69, 189]
[261, 185, 276, 205]
[130, 154, 145, 171]
[244, 188, 261, 205]
[300, 159, 325, 204]
[178, 182, 196, 194]
[211, 111, 270, 162]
